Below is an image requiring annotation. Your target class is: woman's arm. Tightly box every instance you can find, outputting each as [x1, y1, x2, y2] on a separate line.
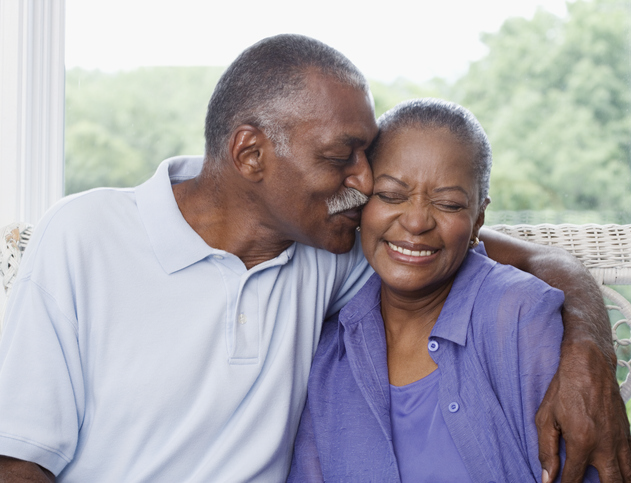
[287, 398, 324, 483]
[480, 227, 631, 483]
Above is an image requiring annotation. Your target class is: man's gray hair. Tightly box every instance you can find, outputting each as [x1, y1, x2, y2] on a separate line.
[372, 98, 492, 204]
[204, 34, 369, 166]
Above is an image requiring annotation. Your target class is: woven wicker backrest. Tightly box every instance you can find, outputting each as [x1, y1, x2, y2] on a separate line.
[0, 223, 34, 333]
[490, 224, 631, 402]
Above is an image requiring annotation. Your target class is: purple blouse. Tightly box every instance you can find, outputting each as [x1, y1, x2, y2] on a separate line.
[289, 246, 600, 482]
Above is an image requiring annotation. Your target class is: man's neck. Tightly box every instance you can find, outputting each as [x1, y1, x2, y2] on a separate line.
[172, 177, 293, 270]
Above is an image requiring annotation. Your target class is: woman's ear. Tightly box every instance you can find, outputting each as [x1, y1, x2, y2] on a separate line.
[473, 197, 491, 237]
[230, 125, 266, 182]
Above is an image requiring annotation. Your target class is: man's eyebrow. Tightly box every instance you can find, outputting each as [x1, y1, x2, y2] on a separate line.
[373, 174, 409, 188]
[336, 134, 370, 147]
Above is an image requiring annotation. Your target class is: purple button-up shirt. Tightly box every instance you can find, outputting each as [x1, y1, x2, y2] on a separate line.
[289, 248, 600, 482]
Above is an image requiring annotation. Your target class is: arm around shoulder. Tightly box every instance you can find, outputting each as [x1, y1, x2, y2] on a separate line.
[480, 227, 631, 483]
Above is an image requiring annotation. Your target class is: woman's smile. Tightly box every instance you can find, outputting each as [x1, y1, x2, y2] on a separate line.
[386, 241, 437, 260]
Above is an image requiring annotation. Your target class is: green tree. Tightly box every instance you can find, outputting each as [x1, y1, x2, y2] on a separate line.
[456, 0, 631, 215]
[65, 67, 224, 193]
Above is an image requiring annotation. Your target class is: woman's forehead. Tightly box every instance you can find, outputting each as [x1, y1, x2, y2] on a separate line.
[374, 126, 475, 165]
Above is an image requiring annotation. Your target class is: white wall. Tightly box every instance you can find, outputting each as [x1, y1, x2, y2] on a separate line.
[0, 0, 65, 228]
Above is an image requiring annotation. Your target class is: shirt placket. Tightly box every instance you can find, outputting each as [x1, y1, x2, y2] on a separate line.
[229, 272, 260, 364]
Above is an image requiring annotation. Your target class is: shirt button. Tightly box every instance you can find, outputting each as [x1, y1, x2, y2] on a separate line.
[213, 255, 224, 260]
[448, 402, 459, 413]
[239, 314, 247, 325]
[428, 340, 439, 352]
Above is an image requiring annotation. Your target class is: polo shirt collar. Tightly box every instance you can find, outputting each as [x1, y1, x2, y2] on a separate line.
[136, 156, 298, 275]
[135, 156, 218, 274]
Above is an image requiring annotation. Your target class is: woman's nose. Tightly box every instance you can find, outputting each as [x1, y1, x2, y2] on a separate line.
[398, 203, 436, 235]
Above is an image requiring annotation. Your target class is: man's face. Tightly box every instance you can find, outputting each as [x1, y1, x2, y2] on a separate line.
[263, 72, 378, 254]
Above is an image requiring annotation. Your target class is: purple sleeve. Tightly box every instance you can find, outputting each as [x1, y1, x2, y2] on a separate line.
[288, 397, 324, 482]
[515, 286, 600, 482]
[514, 286, 564, 480]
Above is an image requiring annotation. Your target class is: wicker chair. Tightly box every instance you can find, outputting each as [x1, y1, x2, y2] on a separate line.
[491, 224, 631, 402]
[2, 222, 631, 401]
[0, 223, 33, 327]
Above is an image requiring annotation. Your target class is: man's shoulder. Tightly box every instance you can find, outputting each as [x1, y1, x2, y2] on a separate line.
[51, 186, 135, 216]
[19, 188, 140, 275]
[36, 188, 137, 240]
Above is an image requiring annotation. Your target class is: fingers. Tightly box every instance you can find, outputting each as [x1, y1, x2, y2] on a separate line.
[536, 405, 561, 483]
[560, 449, 590, 483]
[584, 455, 623, 483]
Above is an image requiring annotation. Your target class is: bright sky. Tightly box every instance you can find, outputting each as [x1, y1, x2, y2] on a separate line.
[65, 0, 569, 84]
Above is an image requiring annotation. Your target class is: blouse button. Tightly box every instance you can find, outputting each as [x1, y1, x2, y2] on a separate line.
[448, 402, 460, 413]
[428, 340, 439, 352]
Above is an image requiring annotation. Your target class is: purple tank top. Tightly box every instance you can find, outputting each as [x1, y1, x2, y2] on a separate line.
[389, 369, 474, 482]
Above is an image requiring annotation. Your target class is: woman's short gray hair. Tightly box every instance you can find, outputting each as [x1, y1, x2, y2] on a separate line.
[373, 98, 492, 204]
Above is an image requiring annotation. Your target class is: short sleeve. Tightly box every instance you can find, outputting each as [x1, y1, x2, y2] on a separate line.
[0, 276, 84, 475]
[514, 286, 565, 478]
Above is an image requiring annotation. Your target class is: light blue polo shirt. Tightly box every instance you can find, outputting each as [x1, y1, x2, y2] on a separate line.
[0, 156, 371, 482]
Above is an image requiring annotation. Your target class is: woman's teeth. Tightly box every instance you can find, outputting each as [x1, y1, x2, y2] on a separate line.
[388, 242, 436, 257]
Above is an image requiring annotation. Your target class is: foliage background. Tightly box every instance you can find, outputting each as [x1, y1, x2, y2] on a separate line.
[64, 0, 631, 392]
[65, 0, 631, 223]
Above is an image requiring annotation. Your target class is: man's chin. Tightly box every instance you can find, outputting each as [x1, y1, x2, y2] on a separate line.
[330, 207, 362, 223]
[320, 230, 357, 254]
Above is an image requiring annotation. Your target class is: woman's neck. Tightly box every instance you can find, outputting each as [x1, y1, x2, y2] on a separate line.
[381, 281, 453, 386]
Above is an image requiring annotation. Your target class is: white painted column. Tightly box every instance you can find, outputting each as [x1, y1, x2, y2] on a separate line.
[0, 0, 65, 228]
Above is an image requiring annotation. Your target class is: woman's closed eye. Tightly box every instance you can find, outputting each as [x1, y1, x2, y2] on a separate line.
[434, 202, 465, 212]
[374, 192, 407, 203]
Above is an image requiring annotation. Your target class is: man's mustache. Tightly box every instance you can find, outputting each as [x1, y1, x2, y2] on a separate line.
[327, 188, 369, 215]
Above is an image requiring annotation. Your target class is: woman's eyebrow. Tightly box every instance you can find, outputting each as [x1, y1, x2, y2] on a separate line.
[433, 186, 470, 198]
[373, 174, 409, 188]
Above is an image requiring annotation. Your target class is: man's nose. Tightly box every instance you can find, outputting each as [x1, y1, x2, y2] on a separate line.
[344, 151, 373, 196]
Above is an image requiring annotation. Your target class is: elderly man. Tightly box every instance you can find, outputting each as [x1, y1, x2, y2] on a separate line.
[0, 34, 628, 482]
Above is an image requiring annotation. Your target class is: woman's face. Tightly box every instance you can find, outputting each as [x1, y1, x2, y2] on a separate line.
[361, 125, 487, 298]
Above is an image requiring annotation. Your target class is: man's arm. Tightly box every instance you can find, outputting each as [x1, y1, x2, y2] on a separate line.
[480, 227, 631, 483]
[0, 456, 55, 482]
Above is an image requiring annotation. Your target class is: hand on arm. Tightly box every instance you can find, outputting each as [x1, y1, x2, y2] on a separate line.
[480, 228, 631, 483]
[0, 456, 55, 482]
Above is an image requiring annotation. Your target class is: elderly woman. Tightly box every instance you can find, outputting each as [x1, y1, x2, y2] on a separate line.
[288, 99, 599, 482]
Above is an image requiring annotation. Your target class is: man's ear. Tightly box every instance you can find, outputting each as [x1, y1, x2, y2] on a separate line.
[229, 125, 267, 182]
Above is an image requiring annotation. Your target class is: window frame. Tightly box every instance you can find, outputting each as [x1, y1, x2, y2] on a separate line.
[0, 0, 65, 227]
